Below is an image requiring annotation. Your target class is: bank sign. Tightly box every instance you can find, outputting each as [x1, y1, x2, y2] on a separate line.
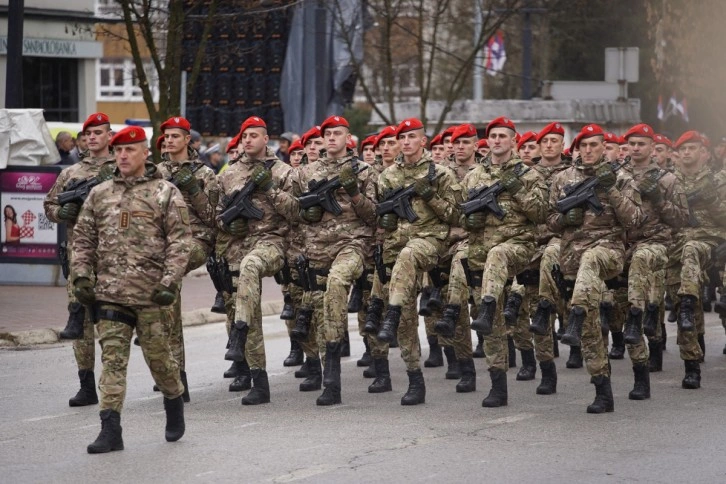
[0, 36, 102, 59]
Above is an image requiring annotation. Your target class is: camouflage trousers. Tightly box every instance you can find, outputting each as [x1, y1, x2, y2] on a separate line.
[569, 246, 623, 378]
[509, 281, 555, 362]
[539, 239, 565, 316]
[446, 241, 470, 307]
[97, 305, 183, 413]
[235, 243, 285, 370]
[320, 246, 364, 344]
[165, 287, 186, 370]
[285, 281, 319, 359]
[187, 238, 212, 273]
[388, 237, 443, 308]
[66, 258, 96, 370]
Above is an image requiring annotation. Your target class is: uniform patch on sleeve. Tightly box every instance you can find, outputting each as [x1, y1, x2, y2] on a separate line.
[131, 211, 154, 219]
[119, 211, 130, 229]
[174, 199, 190, 225]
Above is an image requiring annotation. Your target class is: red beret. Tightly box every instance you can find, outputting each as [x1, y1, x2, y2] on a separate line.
[374, 125, 397, 148]
[563, 148, 572, 157]
[320, 115, 349, 133]
[361, 135, 377, 149]
[623, 123, 655, 140]
[442, 126, 457, 140]
[346, 137, 357, 149]
[301, 126, 322, 146]
[700, 133, 710, 148]
[288, 139, 304, 153]
[536, 122, 565, 143]
[574, 124, 605, 149]
[450, 124, 478, 144]
[155, 135, 165, 151]
[239, 116, 267, 135]
[395, 118, 425, 137]
[226, 133, 241, 153]
[653, 134, 672, 148]
[429, 133, 443, 147]
[110, 126, 147, 147]
[674, 130, 703, 149]
[477, 138, 489, 149]
[160, 116, 191, 133]
[603, 132, 619, 144]
[517, 131, 538, 151]
[485, 116, 516, 137]
[82, 112, 111, 133]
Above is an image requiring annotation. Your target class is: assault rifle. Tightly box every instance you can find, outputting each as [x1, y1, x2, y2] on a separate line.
[298, 160, 368, 215]
[555, 158, 630, 215]
[374, 244, 388, 284]
[685, 180, 726, 227]
[460, 165, 530, 219]
[219, 180, 264, 225]
[376, 170, 443, 223]
[57, 176, 105, 206]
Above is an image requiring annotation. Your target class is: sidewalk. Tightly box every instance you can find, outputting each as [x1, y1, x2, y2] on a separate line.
[0, 271, 284, 346]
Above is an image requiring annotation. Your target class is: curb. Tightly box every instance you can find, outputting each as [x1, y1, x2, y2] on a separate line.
[0, 299, 284, 348]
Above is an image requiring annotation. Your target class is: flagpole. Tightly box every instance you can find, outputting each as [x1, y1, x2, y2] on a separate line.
[473, 2, 483, 101]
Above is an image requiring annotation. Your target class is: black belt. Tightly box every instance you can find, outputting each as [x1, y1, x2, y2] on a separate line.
[96, 307, 137, 327]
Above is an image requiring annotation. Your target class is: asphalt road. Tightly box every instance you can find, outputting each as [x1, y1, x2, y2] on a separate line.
[2, 314, 726, 483]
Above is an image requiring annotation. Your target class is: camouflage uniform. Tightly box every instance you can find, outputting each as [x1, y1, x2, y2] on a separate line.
[44, 154, 117, 371]
[217, 148, 297, 371]
[71, 164, 192, 412]
[548, 158, 643, 378]
[463, 155, 547, 372]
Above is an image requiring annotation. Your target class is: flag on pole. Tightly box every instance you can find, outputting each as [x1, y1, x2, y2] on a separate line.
[484, 30, 506, 76]
[676, 97, 689, 122]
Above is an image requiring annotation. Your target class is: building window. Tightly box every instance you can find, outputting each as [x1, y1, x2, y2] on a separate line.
[95, 0, 122, 18]
[97, 59, 159, 102]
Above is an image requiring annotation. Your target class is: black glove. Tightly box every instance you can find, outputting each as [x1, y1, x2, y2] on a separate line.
[414, 178, 435, 202]
[500, 170, 523, 195]
[378, 213, 399, 231]
[151, 283, 177, 306]
[73, 277, 95, 305]
[251, 165, 273, 192]
[564, 208, 584, 226]
[301, 206, 324, 223]
[463, 212, 487, 231]
[58, 203, 81, 222]
[638, 177, 662, 204]
[172, 167, 200, 195]
[596, 163, 617, 190]
[339, 166, 359, 197]
[226, 219, 248, 237]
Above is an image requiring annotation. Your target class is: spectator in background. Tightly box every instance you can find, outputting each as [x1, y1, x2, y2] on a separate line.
[71, 131, 89, 160]
[276, 132, 295, 164]
[201, 143, 225, 174]
[190, 130, 203, 153]
[56, 131, 77, 165]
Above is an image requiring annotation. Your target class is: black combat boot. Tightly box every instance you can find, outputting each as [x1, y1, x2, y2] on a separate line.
[586, 375, 614, 413]
[665, 293, 673, 310]
[229, 360, 252, 392]
[347, 283, 363, 313]
[180, 370, 190, 403]
[702, 285, 712, 312]
[424, 335, 444, 367]
[536, 360, 557, 395]
[608, 332, 625, 360]
[401, 369, 426, 405]
[377, 305, 402, 343]
[482, 369, 508, 407]
[473, 332, 486, 358]
[529, 299, 552, 336]
[599, 301, 614, 332]
[470, 296, 496, 335]
[714, 294, 726, 316]
[629, 363, 650, 400]
[280, 293, 295, 320]
[357, 336, 372, 367]
[424, 286, 444, 316]
[223, 360, 241, 378]
[623, 307, 643, 345]
[667, 307, 677, 322]
[444, 346, 461, 379]
[648, 340, 663, 372]
[341, 330, 351, 357]
[434, 304, 460, 338]
[561, 305, 585, 346]
[87, 409, 124, 454]
[69, 369, 99, 407]
[508, 336, 517, 368]
[390, 333, 400, 348]
[566, 345, 583, 369]
[682, 360, 701, 389]
[516, 349, 537, 381]
[642, 303, 659, 337]
[698, 333, 706, 363]
[284, 339, 304, 367]
[503, 292, 523, 326]
[211, 291, 226, 314]
[299, 358, 322, 392]
[418, 286, 433, 316]
[295, 357, 312, 378]
[163, 396, 185, 442]
[363, 359, 377, 378]
[455, 359, 476, 393]
[317, 342, 342, 406]
[224, 324, 248, 361]
[290, 308, 312, 341]
[363, 297, 385, 334]
[677, 295, 697, 332]
[241, 369, 271, 405]
[368, 358, 392, 393]
[60, 302, 85, 340]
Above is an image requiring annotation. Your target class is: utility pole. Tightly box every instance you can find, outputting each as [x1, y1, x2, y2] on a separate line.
[5, 0, 24, 108]
[520, 0, 545, 100]
[473, 2, 483, 101]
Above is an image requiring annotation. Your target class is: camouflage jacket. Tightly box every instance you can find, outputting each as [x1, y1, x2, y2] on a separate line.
[160, 147, 219, 249]
[378, 150, 460, 261]
[671, 165, 726, 252]
[291, 152, 377, 267]
[462, 154, 547, 267]
[548, 157, 643, 277]
[71, 163, 192, 307]
[44, 154, 116, 245]
[216, 147, 297, 262]
[532, 162, 570, 246]
[443, 153, 484, 247]
[623, 162, 689, 246]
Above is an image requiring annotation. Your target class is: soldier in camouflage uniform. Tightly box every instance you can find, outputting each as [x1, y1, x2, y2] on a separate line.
[670, 131, 726, 389]
[548, 124, 643, 413]
[44, 112, 116, 408]
[72, 126, 191, 453]
[430, 133, 446, 164]
[462, 117, 547, 408]
[293, 115, 377, 405]
[216, 116, 298, 405]
[373, 118, 460, 406]
[516, 131, 539, 166]
[159, 116, 220, 402]
[619, 124, 689, 398]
